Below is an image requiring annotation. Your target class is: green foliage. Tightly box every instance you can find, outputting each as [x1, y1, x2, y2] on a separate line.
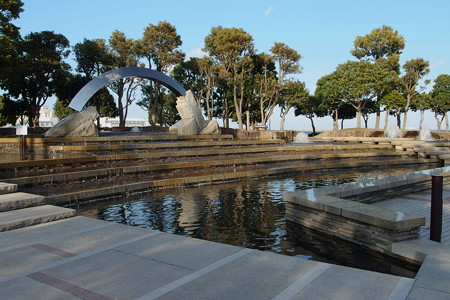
[0, 95, 19, 126]
[0, 0, 23, 75]
[74, 38, 113, 78]
[351, 25, 405, 72]
[3, 30, 71, 127]
[204, 26, 254, 128]
[381, 91, 405, 113]
[138, 21, 184, 125]
[270, 42, 302, 80]
[430, 74, 450, 116]
[140, 21, 184, 72]
[160, 93, 180, 126]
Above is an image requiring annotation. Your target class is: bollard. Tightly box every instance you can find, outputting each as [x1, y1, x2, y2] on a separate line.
[430, 174, 443, 242]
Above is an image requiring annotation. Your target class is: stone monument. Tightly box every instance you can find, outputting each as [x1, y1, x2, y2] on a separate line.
[169, 90, 220, 135]
[44, 106, 99, 137]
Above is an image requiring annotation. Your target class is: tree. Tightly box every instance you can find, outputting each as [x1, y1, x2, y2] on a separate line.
[270, 42, 302, 130]
[400, 58, 429, 130]
[108, 30, 140, 127]
[294, 95, 326, 135]
[411, 92, 431, 130]
[4, 31, 71, 127]
[74, 38, 113, 79]
[351, 25, 405, 128]
[430, 74, 450, 131]
[204, 26, 254, 129]
[172, 57, 218, 121]
[334, 61, 377, 128]
[0, 95, 19, 126]
[315, 72, 344, 131]
[315, 61, 387, 130]
[380, 91, 405, 127]
[248, 53, 278, 127]
[336, 104, 357, 129]
[0, 0, 23, 85]
[279, 80, 309, 131]
[72, 38, 116, 123]
[139, 21, 185, 125]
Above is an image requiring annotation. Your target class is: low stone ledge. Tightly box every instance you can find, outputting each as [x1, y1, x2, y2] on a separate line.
[284, 192, 425, 232]
[283, 167, 450, 253]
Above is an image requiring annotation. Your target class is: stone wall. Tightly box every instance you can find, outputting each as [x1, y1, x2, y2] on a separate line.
[286, 201, 421, 254]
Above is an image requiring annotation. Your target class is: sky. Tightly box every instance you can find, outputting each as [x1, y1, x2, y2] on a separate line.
[13, 0, 450, 130]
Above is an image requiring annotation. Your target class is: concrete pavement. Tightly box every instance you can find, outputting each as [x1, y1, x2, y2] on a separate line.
[0, 216, 419, 300]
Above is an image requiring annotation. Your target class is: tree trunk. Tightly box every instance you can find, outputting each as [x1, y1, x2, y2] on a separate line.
[279, 105, 291, 131]
[309, 117, 316, 135]
[375, 94, 381, 129]
[333, 109, 338, 131]
[117, 79, 125, 128]
[384, 109, 389, 129]
[419, 110, 424, 130]
[402, 111, 408, 131]
[356, 110, 361, 128]
[402, 94, 411, 131]
[434, 114, 442, 131]
[396, 113, 401, 128]
[205, 82, 212, 120]
[234, 76, 243, 129]
[375, 109, 381, 129]
[223, 98, 229, 128]
[246, 110, 250, 130]
[446, 112, 449, 131]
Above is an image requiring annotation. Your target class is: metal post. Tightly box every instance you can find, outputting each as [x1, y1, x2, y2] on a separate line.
[430, 174, 443, 242]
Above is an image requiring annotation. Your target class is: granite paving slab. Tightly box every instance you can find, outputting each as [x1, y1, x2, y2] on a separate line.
[157, 250, 319, 300]
[291, 264, 400, 300]
[0, 277, 79, 300]
[115, 232, 243, 270]
[43, 249, 193, 300]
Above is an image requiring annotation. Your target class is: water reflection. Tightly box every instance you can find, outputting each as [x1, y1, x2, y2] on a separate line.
[78, 166, 428, 276]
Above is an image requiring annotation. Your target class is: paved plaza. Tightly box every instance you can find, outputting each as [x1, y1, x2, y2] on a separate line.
[0, 185, 449, 299]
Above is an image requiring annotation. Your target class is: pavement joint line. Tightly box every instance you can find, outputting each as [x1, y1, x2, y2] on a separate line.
[27, 271, 113, 300]
[0, 221, 114, 254]
[271, 263, 331, 300]
[135, 248, 253, 300]
[0, 230, 162, 284]
[386, 277, 415, 300]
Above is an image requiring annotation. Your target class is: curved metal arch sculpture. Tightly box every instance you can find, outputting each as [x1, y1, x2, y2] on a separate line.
[69, 67, 187, 111]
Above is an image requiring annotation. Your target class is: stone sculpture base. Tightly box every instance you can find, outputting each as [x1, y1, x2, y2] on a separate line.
[169, 90, 220, 135]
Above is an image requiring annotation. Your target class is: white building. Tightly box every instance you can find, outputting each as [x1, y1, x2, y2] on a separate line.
[99, 117, 150, 128]
[38, 106, 59, 127]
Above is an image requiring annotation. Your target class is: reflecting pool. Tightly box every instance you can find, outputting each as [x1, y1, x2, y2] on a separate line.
[78, 165, 428, 276]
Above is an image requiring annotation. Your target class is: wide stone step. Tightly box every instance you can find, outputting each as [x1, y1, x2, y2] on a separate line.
[0, 182, 17, 195]
[0, 205, 76, 232]
[0, 192, 45, 212]
[422, 150, 450, 156]
[414, 146, 450, 152]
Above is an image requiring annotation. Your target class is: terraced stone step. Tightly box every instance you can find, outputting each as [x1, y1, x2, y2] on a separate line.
[6, 149, 421, 186]
[44, 156, 440, 205]
[0, 182, 17, 194]
[413, 146, 450, 152]
[0, 192, 45, 212]
[0, 143, 397, 171]
[0, 205, 75, 232]
[43, 139, 285, 153]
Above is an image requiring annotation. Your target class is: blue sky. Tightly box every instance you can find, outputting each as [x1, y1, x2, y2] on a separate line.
[14, 0, 450, 130]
